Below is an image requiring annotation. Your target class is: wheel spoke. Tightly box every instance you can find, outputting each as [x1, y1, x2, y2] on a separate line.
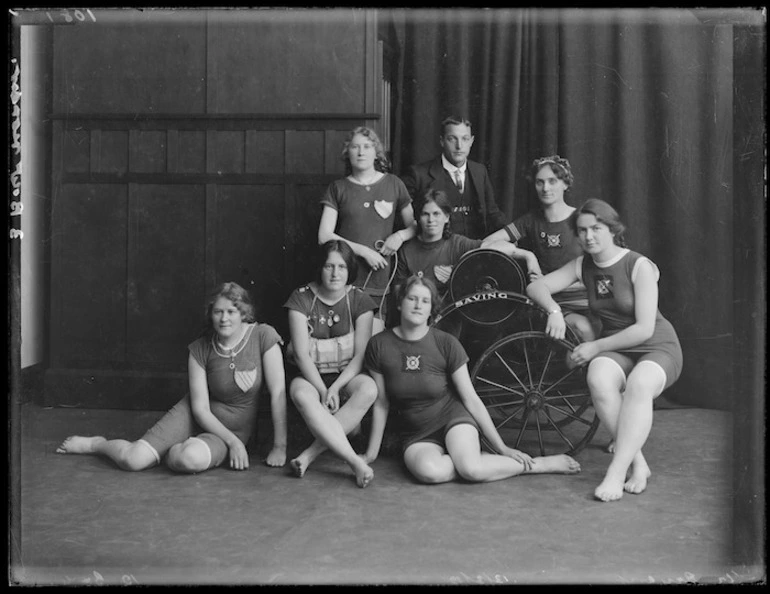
[540, 366, 584, 396]
[522, 339, 535, 390]
[543, 402, 595, 426]
[536, 344, 556, 391]
[475, 375, 527, 399]
[534, 412, 545, 457]
[472, 330, 598, 456]
[493, 351, 529, 392]
[495, 406, 525, 429]
[514, 408, 531, 449]
[542, 408, 576, 450]
[543, 390, 591, 407]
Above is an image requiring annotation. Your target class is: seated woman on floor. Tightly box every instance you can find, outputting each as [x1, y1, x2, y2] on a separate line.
[56, 282, 287, 473]
[362, 274, 582, 484]
[526, 199, 683, 501]
[284, 240, 379, 488]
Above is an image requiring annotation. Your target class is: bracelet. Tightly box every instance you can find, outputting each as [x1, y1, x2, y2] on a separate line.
[548, 308, 562, 315]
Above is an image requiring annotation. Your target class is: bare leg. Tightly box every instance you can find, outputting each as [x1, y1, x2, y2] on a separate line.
[564, 313, 596, 369]
[166, 438, 211, 474]
[56, 436, 157, 472]
[290, 378, 373, 488]
[565, 313, 596, 343]
[292, 375, 376, 473]
[586, 358, 629, 501]
[591, 360, 662, 501]
[446, 425, 581, 483]
[403, 441, 458, 484]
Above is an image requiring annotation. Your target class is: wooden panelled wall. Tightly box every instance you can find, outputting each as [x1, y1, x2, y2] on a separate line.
[44, 9, 385, 409]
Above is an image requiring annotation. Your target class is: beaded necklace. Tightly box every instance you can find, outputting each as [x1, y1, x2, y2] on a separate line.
[211, 325, 250, 370]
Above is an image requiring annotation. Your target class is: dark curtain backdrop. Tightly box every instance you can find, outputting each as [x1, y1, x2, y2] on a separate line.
[387, 8, 742, 410]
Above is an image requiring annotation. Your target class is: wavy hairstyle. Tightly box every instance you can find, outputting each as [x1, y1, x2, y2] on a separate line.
[340, 126, 390, 175]
[569, 198, 628, 248]
[205, 282, 256, 329]
[529, 154, 574, 188]
[440, 115, 473, 136]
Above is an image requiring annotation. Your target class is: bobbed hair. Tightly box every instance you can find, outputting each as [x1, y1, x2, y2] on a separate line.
[396, 275, 441, 321]
[313, 239, 359, 286]
[206, 282, 256, 328]
[570, 198, 628, 248]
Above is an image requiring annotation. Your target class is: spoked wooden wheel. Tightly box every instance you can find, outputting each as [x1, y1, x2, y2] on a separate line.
[470, 330, 599, 456]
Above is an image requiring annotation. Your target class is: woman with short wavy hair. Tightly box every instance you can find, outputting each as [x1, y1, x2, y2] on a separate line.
[318, 126, 418, 333]
[527, 199, 683, 502]
[57, 282, 288, 473]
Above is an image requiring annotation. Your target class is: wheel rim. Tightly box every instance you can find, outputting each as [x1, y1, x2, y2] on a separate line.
[448, 249, 527, 325]
[470, 330, 599, 456]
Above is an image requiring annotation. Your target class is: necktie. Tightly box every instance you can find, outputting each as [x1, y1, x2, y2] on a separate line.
[454, 170, 464, 194]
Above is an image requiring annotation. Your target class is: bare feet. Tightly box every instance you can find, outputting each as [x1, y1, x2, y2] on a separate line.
[624, 459, 652, 494]
[528, 454, 582, 474]
[56, 436, 106, 454]
[290, 456, 308, 478]
[354, 464, 374, 488]
[594, 469, 626, 502]
[604, 440, 616, 454]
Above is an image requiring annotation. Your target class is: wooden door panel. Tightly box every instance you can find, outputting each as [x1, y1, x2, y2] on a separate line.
[214, 184, 287, 336]
[127, 184, 206, 368]
[56, 184, 128, 364]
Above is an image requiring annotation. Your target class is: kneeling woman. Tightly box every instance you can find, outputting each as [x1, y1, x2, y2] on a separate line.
[284, 240, 379, 488]
[526, 199, 683, 502]
[57, 282, 288, 473]
[363, 275, 581, 484]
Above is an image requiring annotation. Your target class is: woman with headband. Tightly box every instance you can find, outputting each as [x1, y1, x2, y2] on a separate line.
[482, 155, 595, 342]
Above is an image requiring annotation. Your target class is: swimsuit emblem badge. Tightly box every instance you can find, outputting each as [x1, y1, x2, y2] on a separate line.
[373, 200, 393, 219]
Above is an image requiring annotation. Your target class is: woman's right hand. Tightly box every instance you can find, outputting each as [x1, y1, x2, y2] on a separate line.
[501, 446, 533, 470]
[361, 245, 388, 271]
[545, 310, 567, 340]
[526, 255, 543, 281]
[228, 438, 249, 471]
[324, 386, 340, 413]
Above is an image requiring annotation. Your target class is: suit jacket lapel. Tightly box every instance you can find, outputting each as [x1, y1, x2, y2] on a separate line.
[428, 157, 444, 182]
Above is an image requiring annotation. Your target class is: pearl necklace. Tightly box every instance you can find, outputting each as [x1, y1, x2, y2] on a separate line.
[211, 326, 250, 370]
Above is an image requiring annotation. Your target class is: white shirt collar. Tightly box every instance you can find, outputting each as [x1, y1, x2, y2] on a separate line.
[441, 154, 467, 175]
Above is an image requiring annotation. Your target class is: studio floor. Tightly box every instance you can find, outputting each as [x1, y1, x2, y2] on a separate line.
[8, 398, 755, 586]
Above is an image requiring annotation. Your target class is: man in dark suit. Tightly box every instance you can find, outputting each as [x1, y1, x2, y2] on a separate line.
[401, 116, 508, 239]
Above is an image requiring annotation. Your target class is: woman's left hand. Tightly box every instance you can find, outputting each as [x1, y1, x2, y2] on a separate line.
[324, 387, 340, 413]
[569, 341, 601, 367]
[379, 232, 404, 256]
[265, 445, 287, 467]
[501, 446, 533, 470]
[228, 439, 250, 471]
